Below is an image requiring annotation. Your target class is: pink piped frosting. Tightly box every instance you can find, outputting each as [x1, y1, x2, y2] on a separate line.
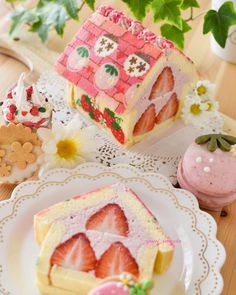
[97, 5, 175, 50]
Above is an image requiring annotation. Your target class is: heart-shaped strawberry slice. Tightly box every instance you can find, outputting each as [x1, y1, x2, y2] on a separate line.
[22, 111, 28, 116]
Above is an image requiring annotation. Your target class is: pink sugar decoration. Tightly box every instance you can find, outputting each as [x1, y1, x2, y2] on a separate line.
[97, 5, 175, 51]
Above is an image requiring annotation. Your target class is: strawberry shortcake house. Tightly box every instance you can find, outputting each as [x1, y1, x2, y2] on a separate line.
[34, 184, 174, 295]
[55, 6, 198, 146]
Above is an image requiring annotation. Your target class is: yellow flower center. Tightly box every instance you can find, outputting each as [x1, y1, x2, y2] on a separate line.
[122, 279, 129, 285]
[190, 104, 202, 115]
[56, 139, 78, 160]
[197, 85, 207, 96]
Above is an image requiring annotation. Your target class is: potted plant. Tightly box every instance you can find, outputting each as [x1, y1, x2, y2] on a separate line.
[5, 0, 236, 61]
[211, 0, 236, 63]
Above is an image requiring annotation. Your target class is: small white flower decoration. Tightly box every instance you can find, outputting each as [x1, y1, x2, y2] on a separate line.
[117, 273, 135, 291]
[38, 115, 99, 172]
[181, 95, 209, 124]
[181, 80, 224, 133]
[193, 80, 215, 99]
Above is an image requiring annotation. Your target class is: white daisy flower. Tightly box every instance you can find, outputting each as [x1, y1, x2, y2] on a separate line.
[181, 95, 209, 125]
[38, 115, 99, 172]
[194, 80, 215, 99]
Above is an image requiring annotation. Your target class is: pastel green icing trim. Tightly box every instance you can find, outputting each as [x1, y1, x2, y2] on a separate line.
[195, 134, 236, 152]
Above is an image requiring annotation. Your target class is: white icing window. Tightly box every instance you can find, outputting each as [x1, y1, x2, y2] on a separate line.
[94, 34, 118, 57]
[124, 53, 150, 77]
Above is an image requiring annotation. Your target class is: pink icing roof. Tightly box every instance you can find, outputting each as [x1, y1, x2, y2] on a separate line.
[55, 6, 188, 113]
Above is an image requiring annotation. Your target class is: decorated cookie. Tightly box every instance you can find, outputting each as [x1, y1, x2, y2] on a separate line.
[88, 273, 153, 295]
[177, 134, 236, 211]
[0, 123, 43, 183]
[1, 73, 52, 128]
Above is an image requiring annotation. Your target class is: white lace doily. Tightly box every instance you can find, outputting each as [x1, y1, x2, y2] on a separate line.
[36, 71, 213, 184]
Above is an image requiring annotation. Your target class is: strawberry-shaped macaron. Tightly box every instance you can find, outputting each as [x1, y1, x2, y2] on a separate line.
[177, 134, 236, 211]
[88, 273, 153, 295]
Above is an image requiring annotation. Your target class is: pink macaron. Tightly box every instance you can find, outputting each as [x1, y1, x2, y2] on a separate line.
[177, 134, 236, 211]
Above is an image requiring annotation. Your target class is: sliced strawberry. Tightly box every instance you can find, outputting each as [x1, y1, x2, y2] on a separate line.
[30, 106, 39, 116]
[26, 86, 33, 99]
[149, 67, 174, 100]
[156, 92, 179, 124]
[50, 233, 97, 272]
[81, 95, 92, 112]
[133, 104, 156, 136]
[9, 104, 17, 114]
[6, 112, 14, 121]
[86, 203, 129, 237]
[22, 111, 28, 116]
[95, 242, 139, 279]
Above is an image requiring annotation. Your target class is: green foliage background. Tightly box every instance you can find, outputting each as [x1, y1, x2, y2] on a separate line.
[6, 0, 236, 49]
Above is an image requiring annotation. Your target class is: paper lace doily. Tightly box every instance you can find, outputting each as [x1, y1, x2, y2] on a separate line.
[36, 71, 222, 184]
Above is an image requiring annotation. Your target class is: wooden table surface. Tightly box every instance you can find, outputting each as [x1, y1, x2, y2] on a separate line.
[0, 1, 236, 294]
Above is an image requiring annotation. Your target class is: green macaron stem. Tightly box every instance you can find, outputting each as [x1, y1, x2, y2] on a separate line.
[217, 137, 231, 152]
[208, 136, 218, 152]
[195, 134, 236, 153]
[221, 134, 236, 145]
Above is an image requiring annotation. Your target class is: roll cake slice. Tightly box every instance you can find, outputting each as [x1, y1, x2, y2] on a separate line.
[34, 184, 174, 294]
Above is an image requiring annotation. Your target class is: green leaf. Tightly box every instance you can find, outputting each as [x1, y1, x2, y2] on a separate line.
[85, 0, 95, 10]
[63, 0, 79, 20]
[181, 0, 199, 10]
[30, 19, 49, 42]
[203, 1, 236, 48]
[122, 0, 153, 20]
[152, 0, 184, 29]
[160, 20, 191, 49]
[54, 7, 67, 36]
[10, 8, 38, 35]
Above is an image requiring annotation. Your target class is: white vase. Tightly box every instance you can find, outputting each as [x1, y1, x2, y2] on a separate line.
[211, 0, 236, 64]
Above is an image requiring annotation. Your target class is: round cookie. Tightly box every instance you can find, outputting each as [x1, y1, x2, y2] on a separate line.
[177, 134, 236, 211]
[0, 123, 43, 184]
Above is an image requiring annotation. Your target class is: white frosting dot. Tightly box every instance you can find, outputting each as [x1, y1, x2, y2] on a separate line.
[209, 158, 214, 163]
[203, 166, 211, 173]
[196, 156, 202, 163]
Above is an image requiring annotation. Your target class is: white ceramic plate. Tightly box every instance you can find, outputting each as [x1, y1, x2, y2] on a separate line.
[0, 163, 225, 295]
